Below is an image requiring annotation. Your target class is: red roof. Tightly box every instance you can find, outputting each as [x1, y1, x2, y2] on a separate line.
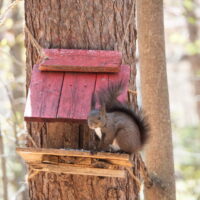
[39, 49, 122, 73]
[24, 49, 130, 122]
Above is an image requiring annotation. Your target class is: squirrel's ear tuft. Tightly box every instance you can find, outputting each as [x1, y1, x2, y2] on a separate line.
[99, 104, 106, 116]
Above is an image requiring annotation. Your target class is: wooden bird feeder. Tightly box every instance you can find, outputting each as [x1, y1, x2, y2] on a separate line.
[24, 49, 130, 122]
[20, 49, 132, 178]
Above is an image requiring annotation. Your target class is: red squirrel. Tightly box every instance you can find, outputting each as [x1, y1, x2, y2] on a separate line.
[87, 81, 149, 156]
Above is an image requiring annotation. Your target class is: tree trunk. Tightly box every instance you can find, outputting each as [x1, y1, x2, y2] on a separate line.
[25, 1, 139, 199]
[183, 0, 200, 120]
[0, 126, 8, 200]
[10, 5, 28, 200]
[10, 5, 24, 114]
[136, 1, 176, 200]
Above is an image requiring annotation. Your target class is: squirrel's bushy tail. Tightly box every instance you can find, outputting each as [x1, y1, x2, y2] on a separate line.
[98, 80, 126, 110]
[97, 80, 150, 147]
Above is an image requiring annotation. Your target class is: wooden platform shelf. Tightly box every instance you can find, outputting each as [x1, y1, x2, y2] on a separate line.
[16, 147, 133, 178]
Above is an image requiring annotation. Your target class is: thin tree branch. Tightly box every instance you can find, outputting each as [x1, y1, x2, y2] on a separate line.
[0, 79, 19, 146]
[0, 49, 24, 66]
[0, 0, 22, 26]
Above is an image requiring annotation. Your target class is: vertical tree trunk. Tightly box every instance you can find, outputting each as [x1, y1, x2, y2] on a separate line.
[10, 5, 24, 114]
[10, 5, 28, 200]
[136, 1, 176, 200]
[25, 1, 139, 199]
[0, 3, 8, 199]
[0, 126, 8, 200]
[183, 0, 200, 120]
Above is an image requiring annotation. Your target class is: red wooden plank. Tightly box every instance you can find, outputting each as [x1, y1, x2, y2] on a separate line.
[57, 73, 96, 121]
[24, 65, 64, 122]
[94, 74, 109, 108]
[108, 65, 130, 102]
[39, 49, 121, 73]
[93, 65, 130, 108]
[43, 49, 121, 57]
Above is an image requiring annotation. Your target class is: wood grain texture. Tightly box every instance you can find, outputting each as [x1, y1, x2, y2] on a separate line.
[94, 65, 130, 108]
[24, 65, 64, 121]
[57, 72, 96, 121]
[39, 49, 121, 73]
[108, 65, 130, 102]
[16, 147, 130, 161]
[30, 163, 127, 178]
[24, 65, 130, 122]
[25, 0, 138, 199]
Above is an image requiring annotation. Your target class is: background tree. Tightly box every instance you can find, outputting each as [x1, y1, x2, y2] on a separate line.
[0, 0, 26, 199]
[25, 0, 140, 199]
[183, 0, 200, 119]
[136, 1, 176, 200]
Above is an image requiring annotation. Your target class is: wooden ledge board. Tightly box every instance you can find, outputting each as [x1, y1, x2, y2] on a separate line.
[39, 49, 122, 73]
[16, 147, 130, 161]
[24, 64, 130, 122]
[30, 163, 126, 178]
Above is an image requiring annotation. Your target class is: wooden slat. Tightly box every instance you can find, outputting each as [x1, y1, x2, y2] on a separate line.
[30, 163, 126, 178]
[45, 155, 133, 167]
[24, 65, 64, 121]
[16, 147, 130, 161]
[108, 159, 132, 167]
[108, 65, 130, 102]
[95, 74, 109, 93]
[94, 73, 109, 108]
[93, 65, 130, 107]
[42, 155, 59, 164]
[39, 49, 121, 73]
[57, 73, 96, 121]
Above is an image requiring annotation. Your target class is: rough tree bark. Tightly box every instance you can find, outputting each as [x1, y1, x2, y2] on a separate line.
[25, 1, 139, 200]
[136, 1, 176, 200]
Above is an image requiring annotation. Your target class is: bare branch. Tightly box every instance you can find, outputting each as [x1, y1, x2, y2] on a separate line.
[0, 79, 20, 146]
[0, 0, 23, 26]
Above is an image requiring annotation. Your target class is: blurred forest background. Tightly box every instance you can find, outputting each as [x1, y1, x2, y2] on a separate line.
[0, 0, 199, 199]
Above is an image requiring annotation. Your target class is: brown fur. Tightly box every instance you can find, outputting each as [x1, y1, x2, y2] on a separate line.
[87, 81, 150, 154]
